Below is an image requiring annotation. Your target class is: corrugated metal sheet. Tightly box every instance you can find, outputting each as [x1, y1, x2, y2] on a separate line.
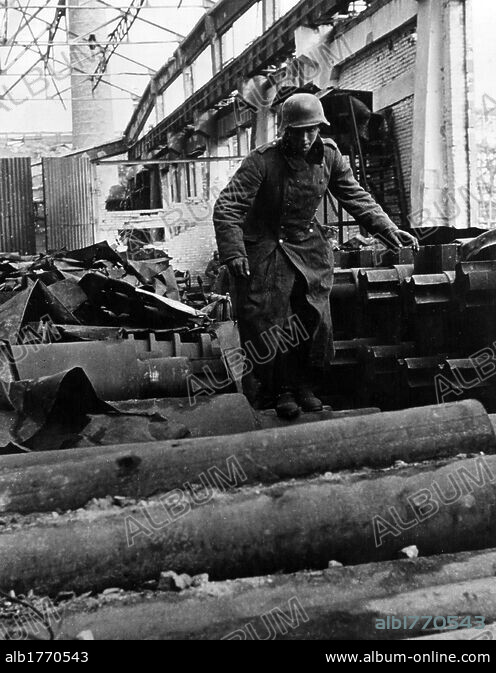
[43, 156, 96, 250]
[0, 158, 36, 254]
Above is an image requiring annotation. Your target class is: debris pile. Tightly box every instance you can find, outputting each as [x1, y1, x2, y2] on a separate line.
[0, 241, 235, 453]
[1, 229, 496, 640]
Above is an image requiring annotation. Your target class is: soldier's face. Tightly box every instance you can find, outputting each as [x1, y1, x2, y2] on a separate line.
[285, 125, 320, 156]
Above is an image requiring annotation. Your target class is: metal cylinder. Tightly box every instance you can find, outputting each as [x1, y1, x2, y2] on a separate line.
[3, 449, 496, 594]
[137, 357, 192, 398]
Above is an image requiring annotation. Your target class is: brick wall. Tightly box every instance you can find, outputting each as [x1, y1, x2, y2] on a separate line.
[390, 95, 414, 205]
[100, 202, 218, 278]
[164, 217, 218, 278]
[338, 21, 417, 204]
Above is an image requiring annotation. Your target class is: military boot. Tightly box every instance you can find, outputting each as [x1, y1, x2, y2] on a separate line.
[275, 389, 300, 420]
[296, 386, 323, 412]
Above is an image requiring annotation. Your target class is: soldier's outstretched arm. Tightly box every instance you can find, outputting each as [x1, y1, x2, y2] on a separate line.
[328, 147, 418, 250]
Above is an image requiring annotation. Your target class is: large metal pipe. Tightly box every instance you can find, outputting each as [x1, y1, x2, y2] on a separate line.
[6, 341, 196, 399]
[0, 400, 491, 515]
[45, 549, 496, 640]
[2, 446, 496, 594]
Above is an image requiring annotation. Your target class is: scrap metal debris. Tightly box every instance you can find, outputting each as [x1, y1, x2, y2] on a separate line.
[0, 241, 236, 452]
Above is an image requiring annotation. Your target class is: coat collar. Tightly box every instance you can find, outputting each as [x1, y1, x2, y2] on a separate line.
[279, 133, 324, 171]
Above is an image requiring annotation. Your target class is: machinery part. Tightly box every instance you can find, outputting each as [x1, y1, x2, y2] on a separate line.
[405, 272, 455, 308]
[0, 399, 491, 515]
[330, 268, 362, 338]
[404, 272, 457, 354]
[413, 244, 459, 274]
[451, 262, 496, 352]
[337, 248, 414, 270]
[357, 265, 413, 341]
[136, 357, 192, 398]
[378, 248, 415, 267]
[358, 267, 389, 305]
[128, 330, 219, 359]
[4, 341, 195, 400]
[358, 266, 414, 303]
[359, 343, 416, 374]
[459, 228, 496, 261]
[331, 338, 380, 366]
[410, 226, 486, 246]
[338, 249, 375, 269]
[322, 338, 378, 399]
[330, 269, 358, 301]
[438, 359, 496, 412]
[455, 261, 496, 309]
[398, 356, 448, 407]
[358, 342, 416, 409]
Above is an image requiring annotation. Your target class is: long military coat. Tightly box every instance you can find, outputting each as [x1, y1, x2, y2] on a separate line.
[212, 134, 398, 370]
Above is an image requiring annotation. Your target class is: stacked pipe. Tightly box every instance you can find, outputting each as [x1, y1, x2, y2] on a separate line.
[43, 550, 496, 639]
[0, 400, 495, 601]
[3, 400, 496, 642]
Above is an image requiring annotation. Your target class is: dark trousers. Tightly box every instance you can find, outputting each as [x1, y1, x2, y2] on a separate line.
[234, 259, 319, 401]
[273, 270, 317, 392]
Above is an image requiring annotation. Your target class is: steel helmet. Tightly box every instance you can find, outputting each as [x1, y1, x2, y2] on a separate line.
[280, 93, 330, 130]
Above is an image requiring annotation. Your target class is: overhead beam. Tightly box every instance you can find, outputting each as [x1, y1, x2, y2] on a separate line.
[129, 0, 352, 158]
[124, 0, 261, 144]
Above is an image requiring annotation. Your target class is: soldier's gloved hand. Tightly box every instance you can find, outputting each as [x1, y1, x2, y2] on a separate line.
[227, 257, 250, 278]
[379, 229, 419, 252]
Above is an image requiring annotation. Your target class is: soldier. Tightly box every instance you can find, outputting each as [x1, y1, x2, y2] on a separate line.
[205, 250, 221, 281]
[213, 93, 418, 419]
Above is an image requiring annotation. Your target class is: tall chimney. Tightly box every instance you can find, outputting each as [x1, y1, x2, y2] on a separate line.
[68, 0, 115, 149]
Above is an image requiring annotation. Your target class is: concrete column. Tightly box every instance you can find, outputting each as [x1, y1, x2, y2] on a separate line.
[211, 37, 222, 74]
[183, 67, 194, 98]
[411, 0, 476, 228]
[253, 95, 278, 146]
[67, 0, 115, 149]
[262, 0, 277, 30]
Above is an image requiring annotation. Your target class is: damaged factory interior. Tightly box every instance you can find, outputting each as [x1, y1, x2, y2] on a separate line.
[0, 0, 496, 648]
